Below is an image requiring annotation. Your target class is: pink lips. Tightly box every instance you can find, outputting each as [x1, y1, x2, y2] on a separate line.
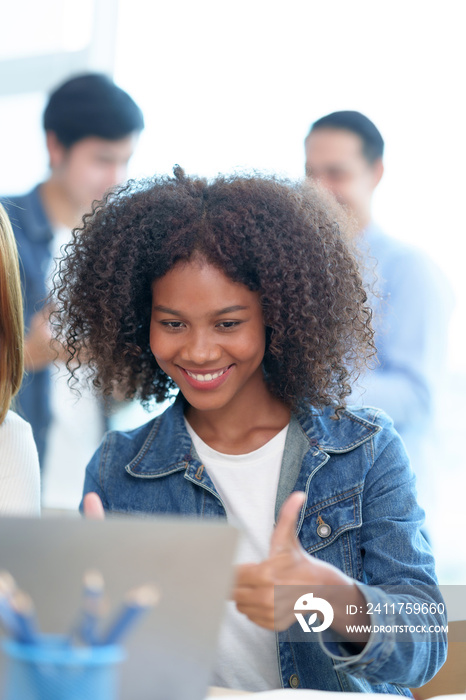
[179, 365, 234, 391]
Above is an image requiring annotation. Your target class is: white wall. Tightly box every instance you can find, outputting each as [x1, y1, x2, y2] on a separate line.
[113, 0, 465, 368]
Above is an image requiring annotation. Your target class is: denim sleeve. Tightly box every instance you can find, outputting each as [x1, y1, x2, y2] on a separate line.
[318, 411, 447, 687]
[78, 433, 112, 514]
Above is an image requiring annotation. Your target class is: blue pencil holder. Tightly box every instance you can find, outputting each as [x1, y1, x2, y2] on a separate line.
[2, 635, 126, 700]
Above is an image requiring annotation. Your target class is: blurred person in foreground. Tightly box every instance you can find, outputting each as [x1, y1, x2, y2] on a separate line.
[0, 204, 40, 514]
[2, 74, 144, 502]
[304, 110, 452, 520]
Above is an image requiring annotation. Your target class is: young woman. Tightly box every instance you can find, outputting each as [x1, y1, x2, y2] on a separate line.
[0, 204, 40, 514]
[53, 168, 446, 693]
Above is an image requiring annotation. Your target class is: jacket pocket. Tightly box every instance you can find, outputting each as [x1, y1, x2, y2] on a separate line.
[300, 485, 363, 579]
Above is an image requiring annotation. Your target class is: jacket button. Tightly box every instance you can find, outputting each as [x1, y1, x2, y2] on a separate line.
[317, 522, 331, 538]
[317, 513, 331, 538]
[289, 674, 300, 688]
[310, 438, 318, 446]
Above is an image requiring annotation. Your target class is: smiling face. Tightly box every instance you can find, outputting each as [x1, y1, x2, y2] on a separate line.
[150, 258, 269, 416]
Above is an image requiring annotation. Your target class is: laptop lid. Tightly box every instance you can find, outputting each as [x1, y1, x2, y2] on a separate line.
[0, 515, 238, 700]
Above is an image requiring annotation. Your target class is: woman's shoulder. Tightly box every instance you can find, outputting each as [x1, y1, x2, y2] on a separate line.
[91, 399, 188, 470]
[0, 410, 35, 439]
[293, 403, 410, 476]
[342, 404, 396, 428]
[297, 403, 397, 449]
[0, 411, 39, 465]
[294, 405, 410, 487]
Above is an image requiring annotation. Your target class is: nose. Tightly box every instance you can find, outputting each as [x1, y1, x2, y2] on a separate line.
[180, 329, 222, 365]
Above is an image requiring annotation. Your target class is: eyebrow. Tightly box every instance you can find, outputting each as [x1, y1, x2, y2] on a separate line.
[152, 304, 249, 316]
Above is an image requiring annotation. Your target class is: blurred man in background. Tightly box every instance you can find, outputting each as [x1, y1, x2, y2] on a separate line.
[305, 110, 452, 519]
[2, 73, 143, 504]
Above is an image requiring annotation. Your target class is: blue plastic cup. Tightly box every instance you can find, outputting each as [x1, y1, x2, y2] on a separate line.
[2, 635, 126, 700]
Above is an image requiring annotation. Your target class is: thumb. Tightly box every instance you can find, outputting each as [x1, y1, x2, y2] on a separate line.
[269, 491, 306, 557]
[83, 492, 106, 520]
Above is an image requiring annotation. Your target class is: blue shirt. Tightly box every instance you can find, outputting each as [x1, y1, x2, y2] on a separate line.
[81, 395, 446, 693]
[354, 224, 453, 506]
[1, 186, 53, 465]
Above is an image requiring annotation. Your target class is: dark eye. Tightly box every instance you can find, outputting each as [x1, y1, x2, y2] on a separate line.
[217, 321, 240, 329]
[161, 321, 185, 329]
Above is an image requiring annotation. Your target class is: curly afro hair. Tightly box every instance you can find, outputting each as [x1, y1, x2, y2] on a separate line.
[53, 167, 374, 413]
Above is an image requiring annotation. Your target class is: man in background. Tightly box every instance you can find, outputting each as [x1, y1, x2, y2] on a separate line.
[3, 74, 143, 498]
[305, 110, 451, 517]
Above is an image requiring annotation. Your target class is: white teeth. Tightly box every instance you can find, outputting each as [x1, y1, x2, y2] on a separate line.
[185, 368, 227, 382]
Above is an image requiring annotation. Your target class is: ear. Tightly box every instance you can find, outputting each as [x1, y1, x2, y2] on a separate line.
[371, 157, 384, 189]
[46, 131, 67, 170]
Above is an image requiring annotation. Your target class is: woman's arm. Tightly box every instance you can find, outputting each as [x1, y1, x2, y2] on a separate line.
[233, 415, 447, 687]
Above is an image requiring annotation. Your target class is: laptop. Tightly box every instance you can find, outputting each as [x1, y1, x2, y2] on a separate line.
[0, 515, 238, 700]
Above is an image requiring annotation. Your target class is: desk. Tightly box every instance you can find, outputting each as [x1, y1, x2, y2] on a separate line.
[208, 688, 251, 696]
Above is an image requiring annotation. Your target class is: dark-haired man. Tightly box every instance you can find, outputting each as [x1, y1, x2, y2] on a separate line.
[2, 73, 144, 476]
[305, 111, 452, 519]
[305, 110, 383, 231]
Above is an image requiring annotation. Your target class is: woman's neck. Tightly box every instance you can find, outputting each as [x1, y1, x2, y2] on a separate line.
[184, 388, 290, 455]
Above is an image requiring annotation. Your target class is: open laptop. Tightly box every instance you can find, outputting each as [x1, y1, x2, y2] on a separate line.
[0, 515, 238, 700]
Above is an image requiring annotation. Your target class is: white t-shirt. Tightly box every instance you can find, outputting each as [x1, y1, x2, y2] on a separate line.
[185, 419, 288, 692]
[0, 410, 40, 515]
[41, 226, 105, 509]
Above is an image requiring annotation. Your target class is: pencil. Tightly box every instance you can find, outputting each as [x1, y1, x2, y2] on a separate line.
[10, 591, 40, 644]
[99, 584, 160, 646]
[0, 571, 16, 597]
[74, 569, 105, 646]
[0, 572, 20, 638]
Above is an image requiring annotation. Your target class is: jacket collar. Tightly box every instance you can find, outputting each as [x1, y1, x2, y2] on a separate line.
[295, 404, 381, 453]
[125, 394, 381, 479]
[126, 394, 194, 477]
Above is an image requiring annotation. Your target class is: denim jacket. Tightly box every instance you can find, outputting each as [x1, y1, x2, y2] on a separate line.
[82, 395, 446, 693]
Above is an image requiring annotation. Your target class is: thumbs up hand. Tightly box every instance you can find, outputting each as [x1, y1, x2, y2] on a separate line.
[233, 491, 356, 632]
[268, 491, 308, 561]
